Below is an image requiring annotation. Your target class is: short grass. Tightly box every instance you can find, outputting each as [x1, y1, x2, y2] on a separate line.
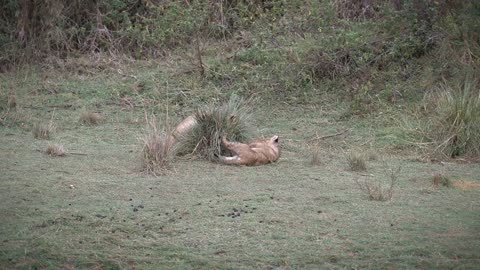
[1, 64, 480, 270]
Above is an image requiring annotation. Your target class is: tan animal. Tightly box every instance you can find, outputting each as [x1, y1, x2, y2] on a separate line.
[220, 135, 280, 166]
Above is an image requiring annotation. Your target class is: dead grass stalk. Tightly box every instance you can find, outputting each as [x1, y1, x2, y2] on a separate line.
[46, 143, 66, 157]
[140, 113, 175, 175]
[354, 163, 401, 201]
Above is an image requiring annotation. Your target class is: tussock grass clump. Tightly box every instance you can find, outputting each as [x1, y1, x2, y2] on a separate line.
[354, 164, 401, 201]
[346, 152, 367, 171]
[0, 92, 27, 127]
[310, 146, 323, 166]
[79, 111, 103, 125]
[427, 78, 480, 158]
[46, 143, 66, 157]
[7, 94, 17, 109]
[432, 173, 451, 188]
[140, 115, 175, 175]
[33, 121, 55, 139]
[177, 95, 253, 161]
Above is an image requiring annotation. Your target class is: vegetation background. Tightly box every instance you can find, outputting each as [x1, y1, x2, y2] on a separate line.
[0, 0, 479, 269]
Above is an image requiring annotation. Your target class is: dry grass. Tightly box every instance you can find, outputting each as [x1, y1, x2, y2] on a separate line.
[309, 146, 323, 166]
[7, 94, 17, 109]
[366, 150, 378, 161]
[79, 111, 103, 125]
[45, 143, 66, 157]
[346, 152, 367, 171]
[140, 114, 175, 175]
[432, 173, 451, 188]
[354, 163, 401, 201]
[0, 92, 23, 126]
[33, 120, 55, 139]
[451, 180, 480, 190]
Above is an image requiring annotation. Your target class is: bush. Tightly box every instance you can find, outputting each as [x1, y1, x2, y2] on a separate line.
[0, 0, 289, 66]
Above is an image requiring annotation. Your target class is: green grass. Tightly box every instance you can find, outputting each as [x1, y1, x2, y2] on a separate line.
[1, 66, 480, 269]
[1, 2, 479, 267]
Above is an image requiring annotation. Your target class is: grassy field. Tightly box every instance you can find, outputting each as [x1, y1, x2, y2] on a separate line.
[1, 61, 479, 270]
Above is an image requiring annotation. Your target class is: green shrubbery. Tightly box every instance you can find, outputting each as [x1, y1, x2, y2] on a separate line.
[0, 0, 287, 66]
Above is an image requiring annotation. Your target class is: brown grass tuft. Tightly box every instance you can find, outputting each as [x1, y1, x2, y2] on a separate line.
[366, 151, 378, 161]
[451, 180, 480, 190]
[432, 173, 451, 187]
[7, 94, 17, 109]
[33, 120, 55, 139]
[79, 111, 103, 125]
[310, 146, 323, 166]
[140, 114, 175, 175]
[46, 143, 66, 157]
[346, 152, 367, 171]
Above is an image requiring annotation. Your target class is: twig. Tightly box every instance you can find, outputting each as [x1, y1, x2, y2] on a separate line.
[35, 149, 87, 156]
[309, 129, 349, 142]
[68, 152, 88, 156]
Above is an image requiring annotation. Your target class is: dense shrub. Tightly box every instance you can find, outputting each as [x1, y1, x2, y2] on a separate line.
[0, 0, 287, 67]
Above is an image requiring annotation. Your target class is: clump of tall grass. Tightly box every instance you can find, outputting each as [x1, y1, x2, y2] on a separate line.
[309, 145, 323, 166]
[33, 120, 55, 139]
[346, 152, 367, 171]
[176, 95, 254, 161]
[140, 114, 175, 175]
[7, 94, 17, 109]
[79, 111, 103, 125]
[310, 150, 323, 166]
[427, 77, 480, 158]
[46, 143, 66, 157]
[432, 173, 451, 188]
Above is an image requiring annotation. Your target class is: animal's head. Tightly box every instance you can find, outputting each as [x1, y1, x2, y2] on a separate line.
[270, 135, 279, 145]
[269, 135, 280, 155]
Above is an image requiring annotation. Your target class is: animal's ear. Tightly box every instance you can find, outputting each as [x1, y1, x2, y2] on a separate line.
[271, 135, 279, 143]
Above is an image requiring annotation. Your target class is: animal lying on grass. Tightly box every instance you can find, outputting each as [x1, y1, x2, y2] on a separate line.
[220, 135, 280, 166]
[171, 114, 280, 166]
